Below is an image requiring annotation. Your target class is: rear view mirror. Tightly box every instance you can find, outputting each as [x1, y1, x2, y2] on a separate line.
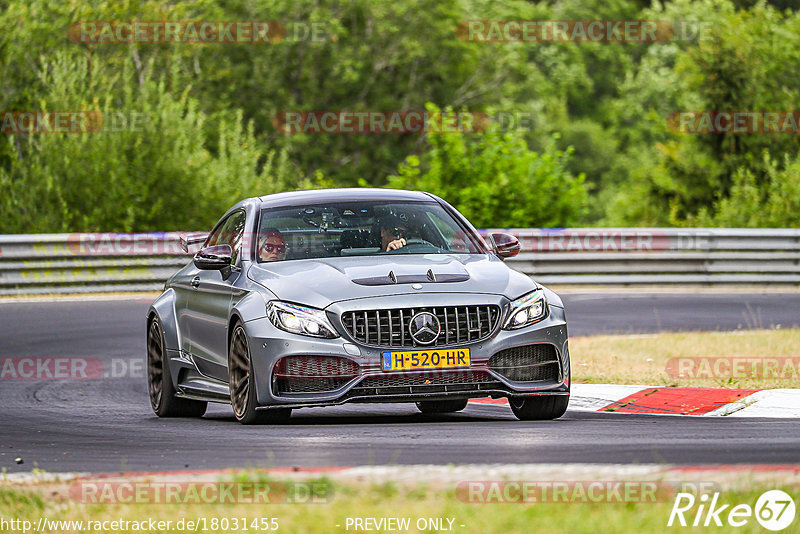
[193, 244, 233, 270]
[490, 233, 520, 260]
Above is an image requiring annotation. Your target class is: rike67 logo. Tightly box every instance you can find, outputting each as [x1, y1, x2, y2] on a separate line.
[669, 490, 796, 531]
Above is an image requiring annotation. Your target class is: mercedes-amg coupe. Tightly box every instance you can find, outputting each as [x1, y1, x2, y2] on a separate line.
[146, 188, 570, 424]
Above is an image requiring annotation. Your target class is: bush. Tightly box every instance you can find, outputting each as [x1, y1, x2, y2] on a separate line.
[0, 52, 295, 233]
[692, 151, 800, 227]
[387, 105, 587, 228]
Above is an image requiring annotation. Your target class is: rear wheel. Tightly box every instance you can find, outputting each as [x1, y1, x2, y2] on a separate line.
[147, 316, 207, 418]
[229, 323, 291, 425]
[415, 399, 469, 414]
[509, 395, 569, 421]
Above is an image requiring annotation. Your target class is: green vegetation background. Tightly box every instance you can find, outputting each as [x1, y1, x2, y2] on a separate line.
[1, 0, 799, 233]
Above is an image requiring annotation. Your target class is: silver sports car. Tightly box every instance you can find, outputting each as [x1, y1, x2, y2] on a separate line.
[147, 188, 570, 424]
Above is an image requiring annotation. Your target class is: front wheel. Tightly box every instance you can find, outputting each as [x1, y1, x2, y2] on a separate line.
[509, 395, 569, 421]
[147, 316, 207, 418]
[416, 399, 469, 414]
[229, 323, 291, 425]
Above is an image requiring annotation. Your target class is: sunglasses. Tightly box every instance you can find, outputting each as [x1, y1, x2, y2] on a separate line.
[386, 226, 408, 237]
[261, 243, 286, 253]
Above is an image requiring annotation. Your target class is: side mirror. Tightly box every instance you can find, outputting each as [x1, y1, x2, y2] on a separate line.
[193, 244, 233, 270]
[490, 233, 520, 260]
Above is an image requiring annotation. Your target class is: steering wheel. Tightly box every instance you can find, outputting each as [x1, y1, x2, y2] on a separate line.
[383, 237, 436, 253]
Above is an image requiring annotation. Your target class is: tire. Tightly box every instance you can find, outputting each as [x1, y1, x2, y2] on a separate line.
[229, 322, 291, 425]
[415, 399, 469, 414]
[509, 395, 569, 421]
[147, 316, 207, 418]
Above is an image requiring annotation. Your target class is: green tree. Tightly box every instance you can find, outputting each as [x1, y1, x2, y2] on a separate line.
[0, 51, 294, 232]
[387, 106, 587, 228]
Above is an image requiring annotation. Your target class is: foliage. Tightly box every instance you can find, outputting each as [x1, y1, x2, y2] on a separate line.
[691, 151, 800, 227]
[1, 0, 799, 231]
[0, 52, 294, 232]
[387, 106, 587, 228]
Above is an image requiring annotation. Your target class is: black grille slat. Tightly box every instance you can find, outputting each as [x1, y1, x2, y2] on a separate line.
[489, 345, 560, 382]
[342, 305, 501, 348]
[444, 308, 450, 345]
[400, 309, 405, 345]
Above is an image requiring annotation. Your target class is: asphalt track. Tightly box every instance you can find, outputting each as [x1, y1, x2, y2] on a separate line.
[1, 292, 799, 473]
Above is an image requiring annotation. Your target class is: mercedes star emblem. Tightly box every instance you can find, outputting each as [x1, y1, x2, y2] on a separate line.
[408, 312, 441, 345]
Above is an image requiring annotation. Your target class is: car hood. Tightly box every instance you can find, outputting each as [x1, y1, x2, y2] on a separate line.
[247, 254, 536, 309]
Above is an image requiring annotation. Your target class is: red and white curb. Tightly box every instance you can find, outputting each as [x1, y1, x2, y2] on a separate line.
[469, 385, 800, 417]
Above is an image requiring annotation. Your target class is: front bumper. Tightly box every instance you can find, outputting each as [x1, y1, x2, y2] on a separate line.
[245, 294, 570, 410]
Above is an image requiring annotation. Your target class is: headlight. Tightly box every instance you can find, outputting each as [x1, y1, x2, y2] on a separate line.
[503, 289, 547, 330]
[266, 301, 339, 339]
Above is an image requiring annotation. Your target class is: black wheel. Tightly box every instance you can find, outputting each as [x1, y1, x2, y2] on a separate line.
[229, 323, 291, 425]
[147, 316, 207, 418]
[415, 399, 469, 414]
[509, 395, 569, 421]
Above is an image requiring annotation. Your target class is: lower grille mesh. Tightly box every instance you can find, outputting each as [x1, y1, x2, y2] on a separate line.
[277, 377, 352, 393]
[489, 344, 560, 382]
[273, 356, 360, 394]
[348, 371, 505, 397]
[359, 371, 492, 388]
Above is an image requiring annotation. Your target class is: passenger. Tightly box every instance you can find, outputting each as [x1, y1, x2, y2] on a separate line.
[258, 228, 287, 262]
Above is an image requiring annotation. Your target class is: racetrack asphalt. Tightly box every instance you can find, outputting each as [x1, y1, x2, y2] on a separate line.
[1, 292, 799, 473]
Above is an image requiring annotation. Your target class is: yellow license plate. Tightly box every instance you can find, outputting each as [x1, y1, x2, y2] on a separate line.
[381, 348, 470, 371]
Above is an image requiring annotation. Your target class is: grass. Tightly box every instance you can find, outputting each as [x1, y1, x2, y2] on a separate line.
[2, 477, 797, 533]
[570, 328, 800, 388]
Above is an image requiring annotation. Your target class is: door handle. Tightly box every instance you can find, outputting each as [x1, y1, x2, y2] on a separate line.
[191, 276, 200, 288]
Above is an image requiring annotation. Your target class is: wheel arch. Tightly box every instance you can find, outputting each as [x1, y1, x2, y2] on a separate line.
[148, 288, 180, 351]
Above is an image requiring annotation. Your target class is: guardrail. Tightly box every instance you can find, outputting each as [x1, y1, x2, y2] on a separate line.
[0, 229, 798, 295]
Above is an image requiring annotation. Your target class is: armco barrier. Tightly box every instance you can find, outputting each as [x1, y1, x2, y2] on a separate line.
[0, 229, 798, 295]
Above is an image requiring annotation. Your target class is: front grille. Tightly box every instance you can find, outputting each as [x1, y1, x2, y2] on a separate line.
[489, 344, 561, 382]
[348, 370, 506, 397]
[341, 305, 501, 348]
[273, 356, 359, 394]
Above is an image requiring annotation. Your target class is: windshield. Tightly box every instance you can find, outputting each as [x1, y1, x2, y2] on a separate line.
[255, 200, 485, 263]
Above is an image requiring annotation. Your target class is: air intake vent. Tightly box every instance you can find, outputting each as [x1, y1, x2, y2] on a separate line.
[273, 356, 360, 394]
[489, 344, 561, 382]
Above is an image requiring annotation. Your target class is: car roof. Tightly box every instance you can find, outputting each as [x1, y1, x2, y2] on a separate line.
[256, 188, 434, 208]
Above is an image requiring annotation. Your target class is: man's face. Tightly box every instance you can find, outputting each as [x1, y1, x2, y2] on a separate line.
[259, 235, 286, 262]
[380, 224, 408, 250]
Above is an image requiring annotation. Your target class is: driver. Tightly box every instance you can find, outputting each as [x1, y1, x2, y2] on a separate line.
[377, 214, 410, 251]
[258, 228, 287, 262]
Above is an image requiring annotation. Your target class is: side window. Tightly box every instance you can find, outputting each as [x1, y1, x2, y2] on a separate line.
[225, 211, 246, 264]
[205, 210, 247, 264]
[427, 212, 477, 253]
